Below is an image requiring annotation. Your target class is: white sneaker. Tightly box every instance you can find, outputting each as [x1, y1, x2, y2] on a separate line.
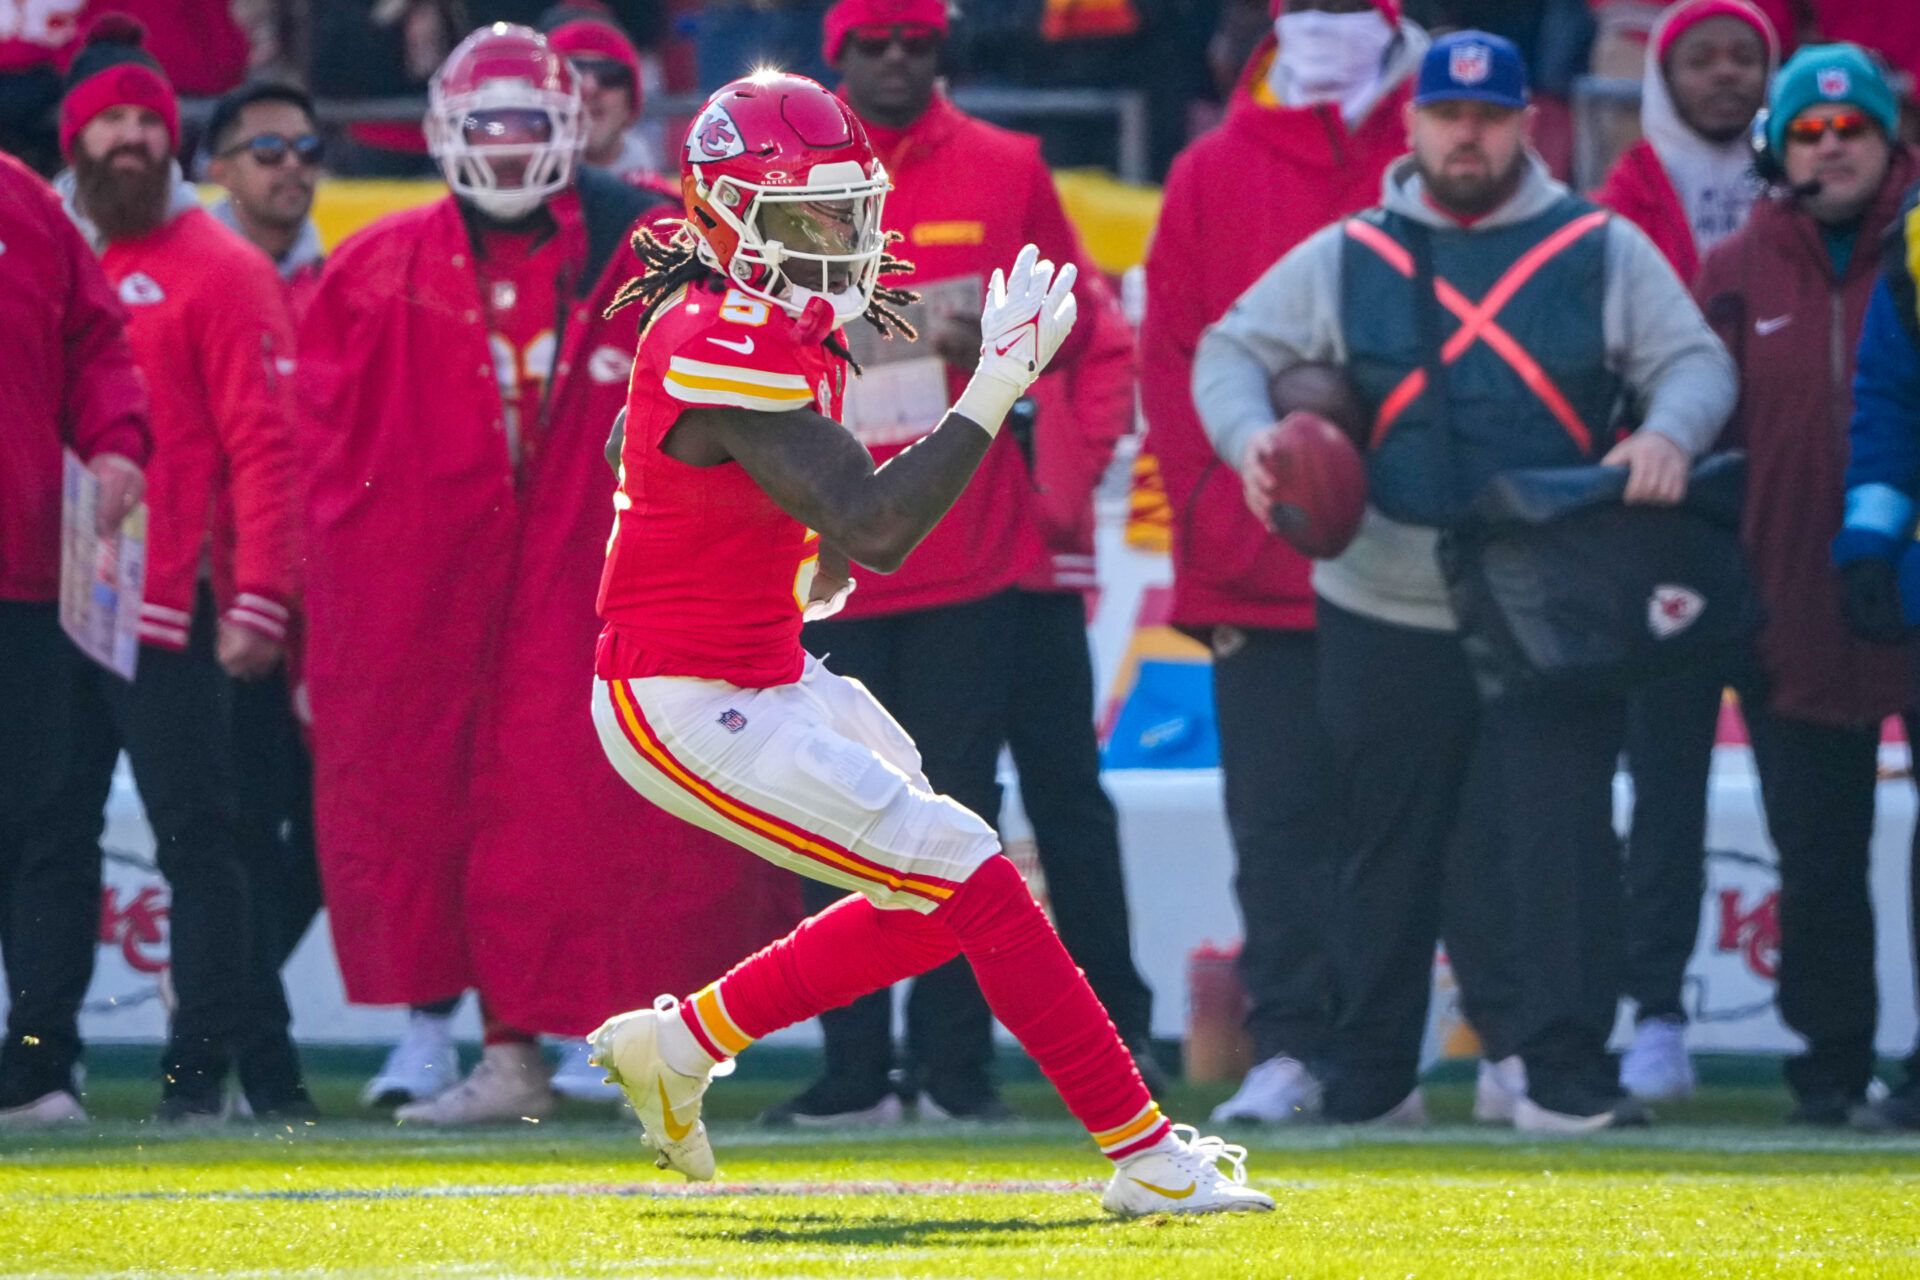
[362, 1011, 460, 1107]
[587, 996, 725, 1181]
[1620, 1016, 1695, 1101]
[549, 1038, 625, 1105]
[1209, 1055, 1322, 1125]
[0, 1090, 87, 1129]
[1102, 1124, 1276, 1216]
[1514, 1094, 1647, 1134]
[1474, 1056, 1528, 1123]
[394, 1042, 555, 1125]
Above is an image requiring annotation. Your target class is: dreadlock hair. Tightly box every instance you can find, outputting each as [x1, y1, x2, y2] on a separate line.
[605, 222, 920, 375]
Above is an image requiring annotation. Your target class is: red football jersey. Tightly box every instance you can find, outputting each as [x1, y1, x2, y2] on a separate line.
[596, 279, 846, 688]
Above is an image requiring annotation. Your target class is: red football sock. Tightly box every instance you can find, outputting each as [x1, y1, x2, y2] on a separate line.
[933, 855, 1168, 1159]
[693, 855, 1165, 1160]
[699, 889, 960, 1051]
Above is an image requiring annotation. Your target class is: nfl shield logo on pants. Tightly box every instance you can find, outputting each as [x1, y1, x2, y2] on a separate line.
[1648, 585, 1706, 639]
[1450, 42, 1492, 86]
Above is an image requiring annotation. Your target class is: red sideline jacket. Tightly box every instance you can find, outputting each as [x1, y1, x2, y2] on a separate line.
[299, 172, 800, 1031]
[1140, 35, 1414, 636]
[99, 205, 297, 648]
[836, 91, 1097, 619]
[1694, 146, 1920, 728]
[1596, 141, 1701, 283]
[0, 150, 149, 603]
[1019, 270, 1135, 595]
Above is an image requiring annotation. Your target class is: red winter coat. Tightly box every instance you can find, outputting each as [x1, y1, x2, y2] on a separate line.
[299, 172, 800, 1033]
[1597, 141, 1700, 283]
[1019, 270, 1134, 595]
[836, 91, 1097, 619]
[1693, 145, 1920, 728]
[0, 150, 148, 603]
[100, 205, 298, 649]
[1141, 35, 1416, 636]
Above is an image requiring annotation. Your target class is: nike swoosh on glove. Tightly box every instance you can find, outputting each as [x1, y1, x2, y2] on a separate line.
[954, 243, 1078, 437]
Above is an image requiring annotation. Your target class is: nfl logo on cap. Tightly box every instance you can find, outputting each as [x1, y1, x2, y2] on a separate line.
[1416, 30, 1529, 110]
[1817, 67, 1850, 98]
[1450, 42, 1491, 86]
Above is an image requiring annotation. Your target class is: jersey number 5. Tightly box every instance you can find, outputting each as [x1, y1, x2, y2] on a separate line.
[718, 290, 771, 327]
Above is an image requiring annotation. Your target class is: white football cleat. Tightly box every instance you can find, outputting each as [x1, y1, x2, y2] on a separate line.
[1210, 1055, 1322, 1125]
[549, 1037, 625, 1105]
[1474, 1056, 1528, 1123]
[1102, 1124, 1276, 1217]
[0, 1090, 87, 1129]
[1620, 1016, 1695, 1101]
[394, 1042, 555, 1125]
[362, 1010, 459, 1107]
[588, 996, 723, 1181]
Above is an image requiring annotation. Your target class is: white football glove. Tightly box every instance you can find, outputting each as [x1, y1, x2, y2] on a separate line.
[953, 243, 1078, 437]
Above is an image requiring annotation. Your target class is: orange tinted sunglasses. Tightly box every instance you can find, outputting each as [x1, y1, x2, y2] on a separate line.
[1783, 111, 1874, 144]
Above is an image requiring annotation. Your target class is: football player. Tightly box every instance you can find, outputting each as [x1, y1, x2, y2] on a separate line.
[586, 71, 1273, 1217]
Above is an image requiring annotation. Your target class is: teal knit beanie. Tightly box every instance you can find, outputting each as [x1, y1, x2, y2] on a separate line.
[1767, 43, 1899, 153]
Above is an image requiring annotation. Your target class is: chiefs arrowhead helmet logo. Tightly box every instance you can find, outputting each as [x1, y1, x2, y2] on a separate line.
[687, 103, 745, 164]
[1648, 584, 1706, 639]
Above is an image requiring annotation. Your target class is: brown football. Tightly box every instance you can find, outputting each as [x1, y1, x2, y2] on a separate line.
[1269, 361, 1365, 445]
[1258, 410, 1368, 559]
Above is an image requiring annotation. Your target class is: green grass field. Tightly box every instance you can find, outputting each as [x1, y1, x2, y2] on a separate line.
[5, 1053, 1919, 1278]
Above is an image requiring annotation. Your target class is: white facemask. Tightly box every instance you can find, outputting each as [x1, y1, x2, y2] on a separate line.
[1272, 9, 1396, 119]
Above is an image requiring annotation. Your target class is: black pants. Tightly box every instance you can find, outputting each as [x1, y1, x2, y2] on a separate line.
[0, 603, 97, 1103]
[53, 592, 256, 1101]
[1005, 590, 1153, 1045]
[799, 593, 1018, 1097]
[229, 669, 320, 1103]
[1744, 708, 1882, 1101]
[1621, 669, 1725, 1022]
[1209, 625, 1338, 1065]
[1317, 600, 1623, 1119]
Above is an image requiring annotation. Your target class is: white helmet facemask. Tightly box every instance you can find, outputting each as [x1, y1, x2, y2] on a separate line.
[692, 160, 888, 329]
[427, 79, 583, 219]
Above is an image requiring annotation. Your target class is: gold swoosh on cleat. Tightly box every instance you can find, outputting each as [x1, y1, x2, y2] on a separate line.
[657, 1079, 694, 1142]
[1129, 1177, 1196, 1200]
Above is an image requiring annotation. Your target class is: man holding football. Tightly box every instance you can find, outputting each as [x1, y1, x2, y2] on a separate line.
[1195, 32, 1734, 1131]
[586, 70, 1271, 1217]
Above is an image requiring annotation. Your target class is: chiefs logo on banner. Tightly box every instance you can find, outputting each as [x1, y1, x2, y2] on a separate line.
[687, 103, 745, 164]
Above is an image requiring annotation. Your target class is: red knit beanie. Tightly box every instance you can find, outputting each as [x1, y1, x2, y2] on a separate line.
[822, 0, 950, 65]
[58, 14, 180, 161]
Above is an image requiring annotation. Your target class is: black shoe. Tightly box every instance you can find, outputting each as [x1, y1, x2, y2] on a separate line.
[917, 1076, 1015, 1123]
[1787, 1090, 1862, 1126]
[153, 1092, 225, 1125]
[245, 1087, 320, 1123]
[759, 1075, 904, 1127]
[1853, 1081, 1920, 1132]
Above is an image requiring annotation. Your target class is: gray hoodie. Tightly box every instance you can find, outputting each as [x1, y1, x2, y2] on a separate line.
[1192, 152, 1737, 631]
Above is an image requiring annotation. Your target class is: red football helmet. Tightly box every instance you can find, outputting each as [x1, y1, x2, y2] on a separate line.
[681, 71, 889, 330]
[426, 24, 583, 219]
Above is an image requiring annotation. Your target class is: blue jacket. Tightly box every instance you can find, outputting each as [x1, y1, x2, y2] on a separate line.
[1836, 181, 1920, 581]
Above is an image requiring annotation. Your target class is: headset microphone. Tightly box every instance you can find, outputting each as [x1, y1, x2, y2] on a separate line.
[1788, 178, 1825, 200]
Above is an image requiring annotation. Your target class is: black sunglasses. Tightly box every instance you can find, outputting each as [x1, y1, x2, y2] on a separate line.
[568, 57, 635, 91]
[847, 29, 941, 58]
[221, 132, 325, 168]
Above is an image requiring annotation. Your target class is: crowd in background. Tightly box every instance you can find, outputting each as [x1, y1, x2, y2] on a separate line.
[4, 0, 1920, 1136]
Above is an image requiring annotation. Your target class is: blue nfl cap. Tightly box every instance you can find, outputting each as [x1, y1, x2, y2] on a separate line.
[1415, 30, 1530, 110]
